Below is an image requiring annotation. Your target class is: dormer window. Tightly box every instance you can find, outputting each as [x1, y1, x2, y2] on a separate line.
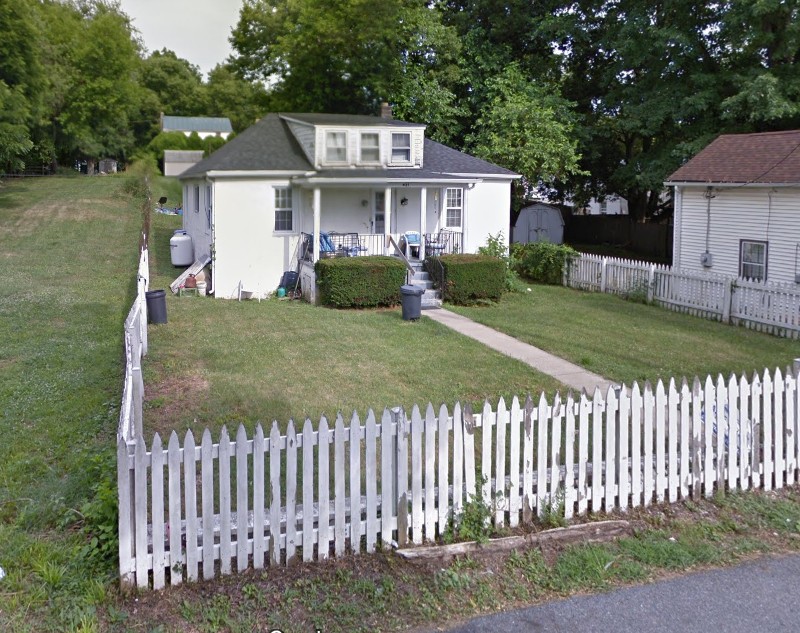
[325, 131, 348, 162]
[360, 132, 380, 163]
[391, 132, 411, 163]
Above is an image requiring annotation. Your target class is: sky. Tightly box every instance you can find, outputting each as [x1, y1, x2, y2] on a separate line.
[119, 0, 244, 77]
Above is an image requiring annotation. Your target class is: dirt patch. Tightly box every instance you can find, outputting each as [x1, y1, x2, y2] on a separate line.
[144, 362, 210, 437]
[0, 200, 108, 238]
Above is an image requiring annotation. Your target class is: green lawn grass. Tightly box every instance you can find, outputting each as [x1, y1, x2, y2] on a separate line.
[447, 282, 799, 387]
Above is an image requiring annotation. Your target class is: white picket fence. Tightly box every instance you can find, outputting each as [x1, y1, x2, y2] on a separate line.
[119, 243, 149, 442]
[565, 253, 800, 338]
[118, 367, 799, 589]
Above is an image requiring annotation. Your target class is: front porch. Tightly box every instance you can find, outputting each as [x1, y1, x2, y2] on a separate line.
[298, 230, 463, 262]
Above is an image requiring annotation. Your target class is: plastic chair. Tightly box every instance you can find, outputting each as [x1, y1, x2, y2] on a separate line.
[401, 231, 421, 258]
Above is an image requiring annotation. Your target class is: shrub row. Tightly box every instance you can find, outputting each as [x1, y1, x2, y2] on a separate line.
[427, 254, 505, 304]
[316, 256, 406, 308]
[511, 241, 578, 285]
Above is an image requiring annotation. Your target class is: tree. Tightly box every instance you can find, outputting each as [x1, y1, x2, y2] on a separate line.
[140, 49, 207, 116]
[466, 64, 583, 210]
[205, 63, 269, 132]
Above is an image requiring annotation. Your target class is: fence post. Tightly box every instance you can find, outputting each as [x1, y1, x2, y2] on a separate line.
[647, 264, 655, 303]
[722, 279, 733, 323]
[392, 407, 408, 546]
[600, 257, 608, 293]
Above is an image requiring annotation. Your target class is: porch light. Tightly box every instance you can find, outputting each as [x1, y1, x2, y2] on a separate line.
[400, 197, 408, 206]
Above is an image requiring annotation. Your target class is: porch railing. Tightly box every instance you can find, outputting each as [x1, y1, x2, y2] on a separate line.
[298, 231, 463, 263]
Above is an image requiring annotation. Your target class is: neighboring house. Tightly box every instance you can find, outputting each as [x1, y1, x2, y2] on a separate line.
[575, 196, 629, 215]
[178, 111, 520, 299]
[666, 129, 800, 284]
[161, 114, 233, 139]
[164, 150, 204, 177]
[513, 202, 564, 244]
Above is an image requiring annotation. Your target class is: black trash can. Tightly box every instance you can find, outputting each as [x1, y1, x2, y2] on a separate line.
[145, 289, 167, 324]
[400, 284, 424, 321]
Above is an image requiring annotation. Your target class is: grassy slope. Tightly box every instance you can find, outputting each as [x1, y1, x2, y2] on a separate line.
[448, 283, 799, 386]
[0, 175, 142, 632]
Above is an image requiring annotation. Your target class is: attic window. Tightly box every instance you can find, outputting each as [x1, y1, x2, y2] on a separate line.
[360, 132, 380, 163]
[391, 133, 411, 163]
[325, 131, 347, 162]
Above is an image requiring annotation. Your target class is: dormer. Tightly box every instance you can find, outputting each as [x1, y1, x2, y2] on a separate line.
[279, 113, 426, 170]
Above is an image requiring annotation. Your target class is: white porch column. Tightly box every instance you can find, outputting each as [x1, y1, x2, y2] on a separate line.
[313, 187, 321, 261]
[419, 187, 427, 259]
[383, 186, 391, 255]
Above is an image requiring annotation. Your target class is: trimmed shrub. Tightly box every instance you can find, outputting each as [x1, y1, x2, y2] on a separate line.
[511, 241, 578, 285]
[428, 254, 505, 304]
[316, 255, 406, 308]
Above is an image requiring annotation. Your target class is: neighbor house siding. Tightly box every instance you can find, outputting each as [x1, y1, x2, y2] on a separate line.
[675, 186, 800, 283]
[212, 179, 301, 299]
[181, 179, 213, 262]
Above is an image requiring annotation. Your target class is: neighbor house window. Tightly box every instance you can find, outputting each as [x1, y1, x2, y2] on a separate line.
[205, 184, 212, 229]
[193, 185, 200, 213]
[445, 188, 462, 228]
[274, 187, 293, 232]
[740, 240, 767, 280]
[391, 132, 411, 162]
[360, 132, 380, 163]
[325, 131, 347, 162]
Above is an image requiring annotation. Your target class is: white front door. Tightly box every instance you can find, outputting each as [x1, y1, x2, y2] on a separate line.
[373, 191, 386, 233]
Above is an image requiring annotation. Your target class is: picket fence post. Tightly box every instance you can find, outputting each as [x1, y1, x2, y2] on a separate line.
[600, 257, 608, 292]
[722, 279, 733, 323]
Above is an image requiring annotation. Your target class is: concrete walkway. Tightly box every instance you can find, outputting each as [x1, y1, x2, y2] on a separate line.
[425, 309, 615, 394]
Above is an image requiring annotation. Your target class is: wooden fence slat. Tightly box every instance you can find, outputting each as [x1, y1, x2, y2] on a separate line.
[631, 384, 642, 508]
[739, 376, 751, 490]
[253, 425, 266, 569]
[396, 409, 409, 547]
[218, 426, 232, 575]
[270, 422, 282, 566]
[350, 413, 362, 554]
[334, 415, 346, 556]
[380, 409, 394, 546]
[604, 388, 616, 512]
[591, 389, 604, 513]
[763, 371, 773, 491]
[285, 420, 297, 564]
[134, 436, 149, 588]
[703, 377, 715, 498]
[410, 406, 423, 544]
[678, 381, 690, 499]
[235, 426, 249, 572]
[667, 379, 679, 503]
[617, 387, 629, 512]
[495, 398, 508, 527]
[183, 430, 198, 582]
[424, 404, 436, 541]
[117, 440, 134, 586]
[437, 404, 449, 537]
[522, 396, 534, 522]
[453, 402, 464, 514]
[727, 375, 739, 492]
[509, 397, 521, 526]
[643, 382, 654, 506]
[482, 400, 494, 512]
[655, 380, 667, 503]
[774, 368, 785, 489]
[538, 393, 549, 517]
[302, 420, 315, 561]
[786, 371, 797, 486]
[318, 417, 330, 559]
[201, 429, 215, 579]
[365, 411, 378, 553]
[150, 435, 165, 590]
[715, 375, 727, 493]
[463, 404, 476, 503]
[168, 432, 183, 585]
[578, 393, 590, 515]
[551, 393, 564, 515]
[691, 378, 702, 499]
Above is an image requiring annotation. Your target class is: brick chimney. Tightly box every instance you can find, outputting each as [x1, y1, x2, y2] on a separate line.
[380, 102, 393, 119]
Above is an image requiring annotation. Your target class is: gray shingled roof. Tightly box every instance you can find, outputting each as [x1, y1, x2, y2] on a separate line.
[667, 129, 800, 184]
[180, 114, 518, 180]
[282, 113, 421, 128]
[162, 115, 233, 134]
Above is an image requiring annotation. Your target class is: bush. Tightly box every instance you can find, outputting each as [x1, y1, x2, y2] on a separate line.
[477, 231, 518, 291]
[428, 254, 505, 304]
[511, 241, 578, 285]
[316, 256, 406, 308]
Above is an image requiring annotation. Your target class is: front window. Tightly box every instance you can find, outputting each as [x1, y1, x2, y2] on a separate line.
[445, 188, 463, 229]
[391, 133, 411, 163]
[274, 187, 293, 232]
[325, 131, 347, 162]
[360, 132, 380, 163]
[740, 240, 767, 280]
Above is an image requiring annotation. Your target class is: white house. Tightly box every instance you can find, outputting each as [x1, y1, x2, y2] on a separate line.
[178, 111, 520, 299]
[667, 129, 800, 284]
[161, 114, 233, 140]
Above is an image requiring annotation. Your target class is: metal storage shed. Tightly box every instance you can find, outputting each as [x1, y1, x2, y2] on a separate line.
[512, 202, 565, 244]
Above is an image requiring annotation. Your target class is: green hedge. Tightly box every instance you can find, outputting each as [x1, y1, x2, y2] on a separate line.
[316, 256, 407, 308]
[427, 254, 505, 304]
[511, 242, 578, 285]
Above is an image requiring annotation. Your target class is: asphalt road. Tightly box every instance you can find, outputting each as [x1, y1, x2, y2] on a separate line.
[436, 554, 800, 633]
